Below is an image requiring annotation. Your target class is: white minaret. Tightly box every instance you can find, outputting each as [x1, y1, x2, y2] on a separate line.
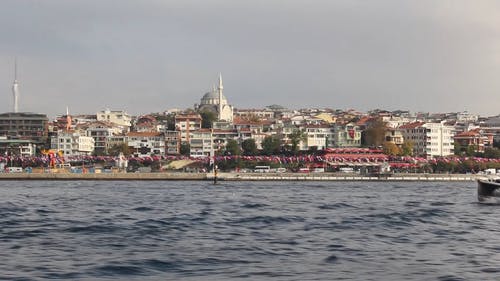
[218, 73, 223, 120]
[12, 58, 19, 113]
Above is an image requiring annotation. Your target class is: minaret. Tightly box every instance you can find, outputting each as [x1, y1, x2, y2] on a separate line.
[218, 73, 223, 121]
[12, 58, 19, 113]
[66, 107, 72, 131]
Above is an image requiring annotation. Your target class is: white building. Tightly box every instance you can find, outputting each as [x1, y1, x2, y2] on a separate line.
[189, 129, 213, 158]
[398, 121, 454, 158]
[127, 132, 164, 156]
[84, 121, 122, 154]
[331, 123, 362, 148]
[305, 125, 332, 150]
[50, 131, 95, 156]
[96, 109, 132, 130]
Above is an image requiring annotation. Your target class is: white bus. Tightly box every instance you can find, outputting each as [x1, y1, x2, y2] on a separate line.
[254, 166, 271, 173]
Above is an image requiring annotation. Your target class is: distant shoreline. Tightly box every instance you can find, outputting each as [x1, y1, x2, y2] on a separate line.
[0, 172, 480, 181]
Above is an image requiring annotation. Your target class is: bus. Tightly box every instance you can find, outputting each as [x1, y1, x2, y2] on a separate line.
[254, 166, 271, 173]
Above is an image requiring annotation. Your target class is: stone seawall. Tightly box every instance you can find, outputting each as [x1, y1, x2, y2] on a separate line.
[0, 172, 480, 181]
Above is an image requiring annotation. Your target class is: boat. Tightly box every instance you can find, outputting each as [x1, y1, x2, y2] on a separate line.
[477, 178, 500, 203]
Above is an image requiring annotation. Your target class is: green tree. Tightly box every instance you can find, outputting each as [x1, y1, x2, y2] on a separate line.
[225, 139, 241, 156]
[241, 139, 258, 156]
[200, 110, 217, 129]
[400, 141, 414, 156]
[165, 113, 176, 131]
[261, 135, 281, 156]
[289, 129, 307, 155]
[180, 142, 190, 156]
[494, 140, 500, 149]
[484, 147, 500, 159]
[454, 142, 463, 156]
[466, 145, 476, 156]
[108, 143, 131, 156]
[362, 119, 387, 147]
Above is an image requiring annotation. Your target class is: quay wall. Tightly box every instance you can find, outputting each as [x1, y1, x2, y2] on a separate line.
[0, 172, 480, 181]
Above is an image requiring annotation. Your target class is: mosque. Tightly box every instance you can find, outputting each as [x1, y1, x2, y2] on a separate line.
[195, 73, 233, 122]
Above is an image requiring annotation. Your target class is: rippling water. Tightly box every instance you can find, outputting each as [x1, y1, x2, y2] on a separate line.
[0, 180, 498, 280]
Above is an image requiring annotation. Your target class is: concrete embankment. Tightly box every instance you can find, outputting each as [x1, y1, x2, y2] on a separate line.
[218, 172, 478, 181]
[0, 172, 207, 181]
[0, 172, 479, 181]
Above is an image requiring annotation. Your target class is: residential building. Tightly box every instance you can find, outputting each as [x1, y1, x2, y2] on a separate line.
[0, 136, 37, 157]
[385, 128, 404, 147]
[174, 114, 202, 143]
[454, 129, 493, 154]
[50, 131, 95, 156]
[106, 135, 128, 154]
[134, 115, 158, 132]
[399, 121, 454, 158]
[189, 129, 213, 158]
[0, 112, 48, 144]
[84, 122, 121, 155]
[234, 108, 274, 120]
[164, 130, 181, 155]
[304, 125, 332, 150]
[127, 132, 164, 156]
[331, 123, 362, 148]
[96, 109, 132, 130]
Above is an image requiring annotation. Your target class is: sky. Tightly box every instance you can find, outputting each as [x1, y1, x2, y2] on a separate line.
[0, 0, 499, 118]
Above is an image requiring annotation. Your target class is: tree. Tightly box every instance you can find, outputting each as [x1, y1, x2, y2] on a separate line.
[454, 142, 463, 156]
[261, 135, 281, 155]
[200, 110, 217, 128]
[165, 113, 176, 131]
[248, 114, 261, 122]
[494, 140, 500, 149]
[307, 146, 319, 154]
[362, 119, 387, 147]
[241, 139, 258, 156]
[289, 129, 306, 155]
[383, 141, 400, 156]
[484, 147, 500, 159]
[466, 145, 476, 157]
[225, 139, 241, 156]
[108, 143, 131, 156]
[180, 142, 190, 156]
[400, 141, 414, 156]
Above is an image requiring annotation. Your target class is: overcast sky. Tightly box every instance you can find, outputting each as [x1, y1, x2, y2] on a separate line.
[0, 0, 499, 117]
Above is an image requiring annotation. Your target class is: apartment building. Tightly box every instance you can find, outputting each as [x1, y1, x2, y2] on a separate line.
[0, 112, 48, 144]
[50, 131, 95, 156]
[96, 109, 132, 130]
[399, 121, 454, 158]
[127, 132, 164, 156]
[174, 114, 202, 143]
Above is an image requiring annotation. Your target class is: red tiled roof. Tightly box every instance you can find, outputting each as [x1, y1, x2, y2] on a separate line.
[398, 122, 425, 129]
[454, 129, 481, 138]
[356, 116, 373, 126]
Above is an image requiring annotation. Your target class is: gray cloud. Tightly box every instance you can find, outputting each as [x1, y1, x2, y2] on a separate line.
[0, 0, 499, 117]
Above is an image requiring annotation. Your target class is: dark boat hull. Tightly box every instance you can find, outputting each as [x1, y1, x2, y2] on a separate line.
[477, 179, 500, 202]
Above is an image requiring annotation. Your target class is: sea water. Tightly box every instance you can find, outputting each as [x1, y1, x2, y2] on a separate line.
[0, 180, 498, 281]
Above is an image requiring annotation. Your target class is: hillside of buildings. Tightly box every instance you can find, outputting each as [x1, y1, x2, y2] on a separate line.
[1, 76, 499, 174]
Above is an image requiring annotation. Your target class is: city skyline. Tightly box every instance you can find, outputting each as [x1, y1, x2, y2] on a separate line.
[1, 1, 499, 117]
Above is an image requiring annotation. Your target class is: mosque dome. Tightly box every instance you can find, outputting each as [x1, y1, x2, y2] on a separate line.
[200, 90, 227, 105]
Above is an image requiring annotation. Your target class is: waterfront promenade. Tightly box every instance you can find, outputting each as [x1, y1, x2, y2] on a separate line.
[0, 171, 480, 181]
